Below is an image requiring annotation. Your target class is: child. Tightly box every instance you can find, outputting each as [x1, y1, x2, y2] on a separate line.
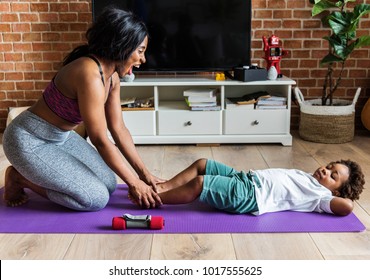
[131, 158, 365, 216]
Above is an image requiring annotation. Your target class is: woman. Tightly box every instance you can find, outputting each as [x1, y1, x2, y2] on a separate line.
[2, 7, 163, 211]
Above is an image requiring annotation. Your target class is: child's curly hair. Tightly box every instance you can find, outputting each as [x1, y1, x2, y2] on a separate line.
[334, 159, 365, 200]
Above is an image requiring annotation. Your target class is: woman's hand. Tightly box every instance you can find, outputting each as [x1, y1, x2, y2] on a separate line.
[129, 179, 163, 208]
[139, 172, 166, 193]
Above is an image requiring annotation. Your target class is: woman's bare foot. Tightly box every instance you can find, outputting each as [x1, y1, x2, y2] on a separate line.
[3, 166, 29, 207]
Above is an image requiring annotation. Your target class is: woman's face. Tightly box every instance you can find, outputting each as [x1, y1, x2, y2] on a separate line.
[115, 36, 148, 78]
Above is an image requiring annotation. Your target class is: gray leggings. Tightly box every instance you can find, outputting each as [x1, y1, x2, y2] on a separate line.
[2, 110, 117, 211]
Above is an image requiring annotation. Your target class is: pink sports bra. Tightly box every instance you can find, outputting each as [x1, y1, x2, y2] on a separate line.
[43, 55, 111, 125]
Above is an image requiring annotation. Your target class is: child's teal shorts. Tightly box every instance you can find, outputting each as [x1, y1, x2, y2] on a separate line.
[199, 159, 258, 214]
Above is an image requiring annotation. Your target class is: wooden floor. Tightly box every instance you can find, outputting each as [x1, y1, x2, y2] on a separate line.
[0, 131, 369, 260]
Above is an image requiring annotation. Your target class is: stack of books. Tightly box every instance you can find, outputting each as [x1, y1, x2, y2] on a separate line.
[255, 95, 287, 109]
[225, 91, 270, 110]
[183, 88, 220, 111]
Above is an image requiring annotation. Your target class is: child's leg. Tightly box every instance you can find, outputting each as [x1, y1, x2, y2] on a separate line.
[158, 176, 204, 204]
[205, 159, 238, 177]
[156, 158, 207, 193]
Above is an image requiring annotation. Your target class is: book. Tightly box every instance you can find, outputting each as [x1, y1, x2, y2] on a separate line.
[183, 88, 217, 97]
[256, 95, 287, 107]
[120, 97, 136, 106]
[258, 95, 287, 101]
[255, 105, 287, 109]
[227, 91, 270, 105]
[186, 95, 217, 102]
[185, 98, 217, 107]
[257, 95, 286, 103]
[225, 98, 255, 110]
[256, 100, 286, 106]
[190, 105, 221, 111]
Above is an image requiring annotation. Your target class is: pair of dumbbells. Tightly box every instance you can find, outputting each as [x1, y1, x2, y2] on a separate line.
[112, 214, 164, 230]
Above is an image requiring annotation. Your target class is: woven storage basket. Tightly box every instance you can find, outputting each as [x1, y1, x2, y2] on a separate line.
[294, 87, 361, 144]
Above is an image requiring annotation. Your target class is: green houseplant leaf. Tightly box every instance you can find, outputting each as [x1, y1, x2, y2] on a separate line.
[311, 0, 370, 105]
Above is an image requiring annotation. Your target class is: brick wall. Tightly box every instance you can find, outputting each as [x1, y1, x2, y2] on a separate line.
[1, 0, 369, 132]
[0, 0, 91, 131]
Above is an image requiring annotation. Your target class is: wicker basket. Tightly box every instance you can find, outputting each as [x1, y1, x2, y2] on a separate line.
[294, 87, 361, 144]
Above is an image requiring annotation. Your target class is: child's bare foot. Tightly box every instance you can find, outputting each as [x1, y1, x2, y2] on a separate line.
[3, 166, 29, 207]
[155, 182, 177, 193]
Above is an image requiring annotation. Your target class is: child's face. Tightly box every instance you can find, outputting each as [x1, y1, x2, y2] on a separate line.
[312, 163, 349, 196]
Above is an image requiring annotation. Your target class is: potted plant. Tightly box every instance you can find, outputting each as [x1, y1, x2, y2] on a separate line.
[294, 0, 370, 143]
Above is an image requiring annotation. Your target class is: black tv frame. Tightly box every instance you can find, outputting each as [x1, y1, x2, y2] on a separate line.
[91, 0, 252, 74]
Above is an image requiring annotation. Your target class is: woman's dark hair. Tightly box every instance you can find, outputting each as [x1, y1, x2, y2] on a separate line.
[63, 7, 148, 65]
[334, 159, 365, 200]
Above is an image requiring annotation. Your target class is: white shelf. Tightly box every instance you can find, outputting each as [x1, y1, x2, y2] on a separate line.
[120, 76, 295, 86]
[159, 101, 189, 111]
[119, 76, 296, 146]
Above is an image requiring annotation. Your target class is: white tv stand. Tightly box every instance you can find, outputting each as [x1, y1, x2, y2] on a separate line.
[119, 76, 296, 146]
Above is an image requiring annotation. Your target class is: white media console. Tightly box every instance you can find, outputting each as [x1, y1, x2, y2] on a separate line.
[119, 76, 296, 146]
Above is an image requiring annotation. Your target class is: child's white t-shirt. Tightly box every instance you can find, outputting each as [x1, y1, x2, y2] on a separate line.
[252, 168, 333, 215]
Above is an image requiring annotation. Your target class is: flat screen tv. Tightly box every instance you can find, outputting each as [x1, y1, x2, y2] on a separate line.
[92, 0, 251, 73]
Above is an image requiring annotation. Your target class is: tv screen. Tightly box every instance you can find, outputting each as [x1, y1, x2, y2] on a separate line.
[92, 0, 251, 73]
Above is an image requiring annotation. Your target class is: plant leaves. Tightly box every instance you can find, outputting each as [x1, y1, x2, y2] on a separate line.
[354, 36, 370, 48]
[320, 53, 345, 65]
[328, 11, 355, 35]
[312, 0, 337, 16]
[354, 4, 370, 18]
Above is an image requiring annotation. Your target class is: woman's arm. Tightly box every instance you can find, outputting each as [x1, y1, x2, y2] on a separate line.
[330, 197, 354, 216]
[105, 75, 159, 181]
[104, 74, 164, 205]
[78, 72, 161, 208]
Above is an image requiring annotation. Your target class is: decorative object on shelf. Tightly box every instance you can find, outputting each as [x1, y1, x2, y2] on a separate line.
[295, 87, 361, 144]
[294, 0, 370, 143]
[262, 34, 288, 78]
[215, 73, 226, 81]
[233, 66, 267, 82]
[361, 98, 370, 131]
[121, 72, 135, 82]
[121, 97, 154, 111]
[267, 66, 278, 80]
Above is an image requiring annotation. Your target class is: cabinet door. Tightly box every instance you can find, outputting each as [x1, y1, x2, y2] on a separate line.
[224, 110, 288, 134]
[122, 111, 155, 135]
[158, 111, 222, 135]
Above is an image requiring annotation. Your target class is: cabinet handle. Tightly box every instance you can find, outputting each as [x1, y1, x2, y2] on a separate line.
[252, 120, 259, 125]
[185, 121, 192, 126]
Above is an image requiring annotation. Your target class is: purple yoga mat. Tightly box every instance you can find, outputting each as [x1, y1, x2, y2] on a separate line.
[0, 184, 365, 233]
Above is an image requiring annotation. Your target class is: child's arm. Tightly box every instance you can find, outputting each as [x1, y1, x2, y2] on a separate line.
[330, 197, 354, 216]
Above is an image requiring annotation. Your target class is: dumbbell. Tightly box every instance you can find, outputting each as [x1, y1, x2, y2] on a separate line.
[112, 213, 164, 230]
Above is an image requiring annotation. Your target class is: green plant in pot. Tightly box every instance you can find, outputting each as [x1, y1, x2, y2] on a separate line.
[294, 0, 370, 143]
